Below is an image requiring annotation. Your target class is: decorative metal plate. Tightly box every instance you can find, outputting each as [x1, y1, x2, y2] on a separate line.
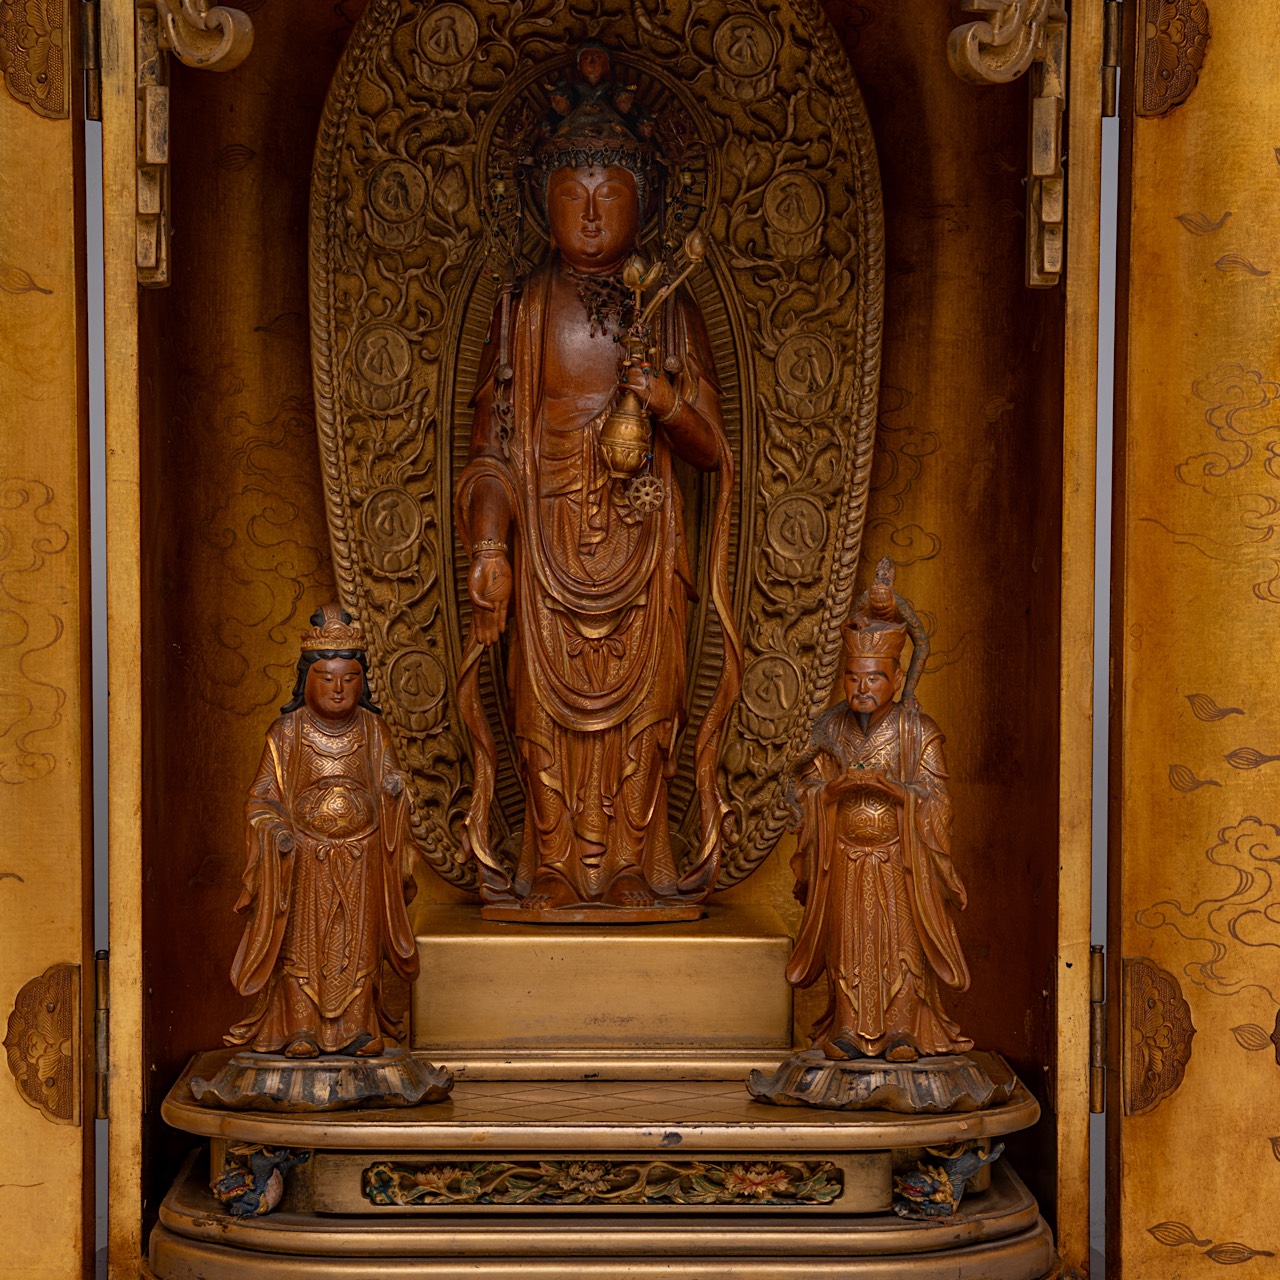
[3, 961, 80, 1125]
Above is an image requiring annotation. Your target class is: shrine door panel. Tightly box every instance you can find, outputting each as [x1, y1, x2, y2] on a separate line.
[1110, 1, 1280, 1274]
[0, 7, 96, 1276]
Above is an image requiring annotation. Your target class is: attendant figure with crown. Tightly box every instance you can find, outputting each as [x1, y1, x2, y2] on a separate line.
[223, 604, 421, 1058]
[455, 43, 741, 922]
[785, 560, 972, 1064]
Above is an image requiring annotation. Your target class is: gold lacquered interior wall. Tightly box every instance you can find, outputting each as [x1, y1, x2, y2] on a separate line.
[136, 0, 1066, 1230]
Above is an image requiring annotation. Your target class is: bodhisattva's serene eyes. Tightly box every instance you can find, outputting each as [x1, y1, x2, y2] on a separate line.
[595, 182, 627, 203]
[554, 182, 587, 205]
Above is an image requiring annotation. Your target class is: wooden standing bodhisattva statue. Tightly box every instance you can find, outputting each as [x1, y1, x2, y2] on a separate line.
[225, 605, 422, 1058]
[785, 563, 971, 1063]
[455, 43, 741, 922]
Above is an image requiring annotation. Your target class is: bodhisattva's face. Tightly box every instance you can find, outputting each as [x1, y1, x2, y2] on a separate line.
[547, 164, 640, 273]
[843, 658, 903, 718]
[305, 656, 364, 721]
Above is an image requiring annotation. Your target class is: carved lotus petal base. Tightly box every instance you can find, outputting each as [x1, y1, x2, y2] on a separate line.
[189, 1049, 453, 1112]
[481, 903, 704, 925]
[747, 1049, 1019, 1114]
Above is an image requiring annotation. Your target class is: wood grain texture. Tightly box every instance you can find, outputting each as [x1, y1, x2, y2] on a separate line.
[102, 0, 143, 1271]
[1111, 1, 1280, 1274]
[0, 51, 93, 1280]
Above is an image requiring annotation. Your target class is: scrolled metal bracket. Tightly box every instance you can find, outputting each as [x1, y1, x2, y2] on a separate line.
[134, 0, 253, 286]
[948, 0, 1067, 288]
[154, 0, 252, 71]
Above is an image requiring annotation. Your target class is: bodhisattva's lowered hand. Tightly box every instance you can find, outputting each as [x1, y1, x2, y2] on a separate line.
[469, 549, 512, 646]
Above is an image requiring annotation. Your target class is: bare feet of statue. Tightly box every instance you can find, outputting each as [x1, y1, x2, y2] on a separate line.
[523, 870, 580, 911]
[602, 872, 656, 908]
[284, 1036, 319, 1059]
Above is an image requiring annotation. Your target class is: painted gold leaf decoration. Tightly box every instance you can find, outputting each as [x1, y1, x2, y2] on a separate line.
[0, 263, 52, 295]
[1214, 255, 1270, 278]
[1186, 692, 1244, 721]
[215, 143, 257, 171]
[1148, 1221, 1212, 1248]
[1176, 211, 1231, 236]
[1224, 747, 1280, 770]
[1231, 1023, 1273, 1051]
[1204, 1241, 1275, 1264]
[1169, 763, 1220, 792]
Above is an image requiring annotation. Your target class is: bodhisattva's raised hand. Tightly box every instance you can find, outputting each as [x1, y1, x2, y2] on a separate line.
[621, 363, 720, 471]
[469, 549, 512, 646]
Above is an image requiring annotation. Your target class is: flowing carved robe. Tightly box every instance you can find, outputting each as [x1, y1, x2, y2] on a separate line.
[226, 706, 419, 1053]
[456, 264, 740, 904]
[788, 701, 972, 1059]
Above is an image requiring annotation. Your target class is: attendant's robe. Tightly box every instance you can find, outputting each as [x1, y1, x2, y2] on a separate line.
[788, 701, 972, 1059]
[226, 706, 419, 1054]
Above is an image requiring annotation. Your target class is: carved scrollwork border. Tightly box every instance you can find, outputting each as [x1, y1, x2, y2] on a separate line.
[153, 0, 252, 71]
[947, 0, 1060, 85]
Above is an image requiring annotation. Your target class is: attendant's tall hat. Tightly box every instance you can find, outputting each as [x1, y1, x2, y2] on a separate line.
[842, 557, 908, 663]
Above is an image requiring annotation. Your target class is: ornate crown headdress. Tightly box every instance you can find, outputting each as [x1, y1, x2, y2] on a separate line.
[300, 603, 366, 652]
[531, 43, 658, 209]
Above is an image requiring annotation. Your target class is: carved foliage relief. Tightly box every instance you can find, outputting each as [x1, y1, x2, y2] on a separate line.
[311, 0, 883, 888]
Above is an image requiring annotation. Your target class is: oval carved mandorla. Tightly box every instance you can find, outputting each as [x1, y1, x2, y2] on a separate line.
[310, 0, 883, 891]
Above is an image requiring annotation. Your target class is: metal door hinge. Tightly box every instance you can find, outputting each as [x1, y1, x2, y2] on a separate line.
[79, 0, 101, 120]
[94, 949, 109, 1120]
[1089, 944, 1105, 1114]
[1102, 0, 1122, 117]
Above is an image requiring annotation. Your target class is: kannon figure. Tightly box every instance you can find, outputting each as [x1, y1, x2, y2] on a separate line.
[786, 564, 972, 1062]
[455, 44, 741, 920]
[225, 605, 420, 1057]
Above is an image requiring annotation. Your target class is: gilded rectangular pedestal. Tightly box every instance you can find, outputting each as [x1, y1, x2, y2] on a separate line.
[412, 905, 793, 1077]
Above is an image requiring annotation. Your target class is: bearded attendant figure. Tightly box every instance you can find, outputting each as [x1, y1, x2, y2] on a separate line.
[455, 44, 741, 921]
[786, 569, 972, 1062]
[225, 605, 421, 1057]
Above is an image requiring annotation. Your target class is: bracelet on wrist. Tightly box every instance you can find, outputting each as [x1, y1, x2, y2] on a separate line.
[472, 539, 508, 554]
[659, 387, 684, 424]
